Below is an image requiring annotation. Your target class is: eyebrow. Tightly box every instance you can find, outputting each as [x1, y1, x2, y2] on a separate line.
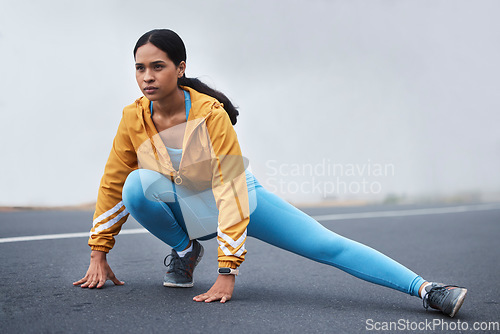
[135, 60, 166, 66]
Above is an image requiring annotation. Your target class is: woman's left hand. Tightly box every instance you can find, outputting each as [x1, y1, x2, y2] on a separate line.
[193, 274, 235, 303]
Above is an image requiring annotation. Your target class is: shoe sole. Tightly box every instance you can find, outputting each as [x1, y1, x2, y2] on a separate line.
[163, 243, 205, 288]
[163, 281, 194, 288]
[449, 288, 467, 318]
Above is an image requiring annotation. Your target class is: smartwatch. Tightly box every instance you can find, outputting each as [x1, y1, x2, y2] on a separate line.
[218, 267, 239, 276]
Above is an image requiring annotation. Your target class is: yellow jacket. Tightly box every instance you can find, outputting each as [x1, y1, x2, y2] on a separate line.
[88, 86, 250, 269]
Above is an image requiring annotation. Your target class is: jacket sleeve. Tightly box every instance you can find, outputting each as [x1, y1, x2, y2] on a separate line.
[206, 103, 250, 269]
[88, 111, 138, 252]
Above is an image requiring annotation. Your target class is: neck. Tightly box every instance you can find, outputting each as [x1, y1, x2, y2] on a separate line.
[152, 87, 185, 117]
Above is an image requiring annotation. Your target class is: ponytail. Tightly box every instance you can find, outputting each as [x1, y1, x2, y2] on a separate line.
[134, 29, 240, 125]
[178, 76, 239, 125]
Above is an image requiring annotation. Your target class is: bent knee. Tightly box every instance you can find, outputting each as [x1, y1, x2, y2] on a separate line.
[123, 170, 149, 209]
[123, 169, 176, 208]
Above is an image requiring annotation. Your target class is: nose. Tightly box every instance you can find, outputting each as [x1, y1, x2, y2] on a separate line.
[143, 69, 155, 83]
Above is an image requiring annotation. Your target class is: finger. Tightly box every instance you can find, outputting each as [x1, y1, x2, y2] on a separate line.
[193, 293, 209, 302]
[204, 294, 222, 303]
[111, 276, 124, 286]
[96, 278, 106, 289]
[73, 277, 87, 285]
[87, 280, 98, 289]
[193, 294, 205, 301]
[80, 276, 93, 288]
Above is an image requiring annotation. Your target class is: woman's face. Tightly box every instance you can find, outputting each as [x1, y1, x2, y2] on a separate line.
[135, 43, 185, 102]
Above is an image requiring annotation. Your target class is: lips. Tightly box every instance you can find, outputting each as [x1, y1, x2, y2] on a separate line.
[144, 86, 158, 94]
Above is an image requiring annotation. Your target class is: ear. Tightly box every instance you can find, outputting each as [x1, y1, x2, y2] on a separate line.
[177, 61, 186, 78]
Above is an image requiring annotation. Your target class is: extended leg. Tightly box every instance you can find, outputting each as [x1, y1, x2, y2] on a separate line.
[247, 185, 425, 296]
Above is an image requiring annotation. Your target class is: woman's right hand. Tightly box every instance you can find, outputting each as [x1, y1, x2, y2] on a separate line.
[73, 250, 124, 288]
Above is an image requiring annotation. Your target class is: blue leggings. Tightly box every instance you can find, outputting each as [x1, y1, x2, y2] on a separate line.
[122, 169, 425, 296]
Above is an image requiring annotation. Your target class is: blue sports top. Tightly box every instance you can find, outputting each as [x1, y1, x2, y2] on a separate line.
[150, 90, 191, 170]
[150, 89, 191, 121]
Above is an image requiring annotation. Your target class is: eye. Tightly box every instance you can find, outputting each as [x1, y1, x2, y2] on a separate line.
[136, 65, 145, 71]
[154, 64, 164, 70]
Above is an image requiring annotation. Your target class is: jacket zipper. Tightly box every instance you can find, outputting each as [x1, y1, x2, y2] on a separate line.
[138, 97, 215, 186]
[172, 110, 213, 185]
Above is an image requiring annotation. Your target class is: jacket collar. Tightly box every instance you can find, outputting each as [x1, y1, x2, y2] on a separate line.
[134, 86, 218, 174]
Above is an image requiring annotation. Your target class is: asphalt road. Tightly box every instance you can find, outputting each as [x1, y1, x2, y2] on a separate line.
[1, 202, 499, 333]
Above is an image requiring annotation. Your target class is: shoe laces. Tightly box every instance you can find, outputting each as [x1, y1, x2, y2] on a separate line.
[164, 251, 192, 278]
[423, 284, 459, 310]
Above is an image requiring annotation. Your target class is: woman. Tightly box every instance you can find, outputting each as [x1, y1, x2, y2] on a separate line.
[74, 29, 467, 317]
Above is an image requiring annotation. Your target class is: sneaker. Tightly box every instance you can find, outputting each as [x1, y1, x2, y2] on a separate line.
[423, 282, 468, 317]
[163, 240, 204, 288]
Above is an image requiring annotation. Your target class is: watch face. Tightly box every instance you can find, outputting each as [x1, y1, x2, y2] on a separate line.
[219, 268, 231, 274]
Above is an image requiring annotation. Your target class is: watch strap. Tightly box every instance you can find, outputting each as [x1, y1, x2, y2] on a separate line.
[218, 267, 239, 276]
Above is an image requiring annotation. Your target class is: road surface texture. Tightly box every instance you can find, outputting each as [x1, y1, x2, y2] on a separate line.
[1, 202, 499, 333]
